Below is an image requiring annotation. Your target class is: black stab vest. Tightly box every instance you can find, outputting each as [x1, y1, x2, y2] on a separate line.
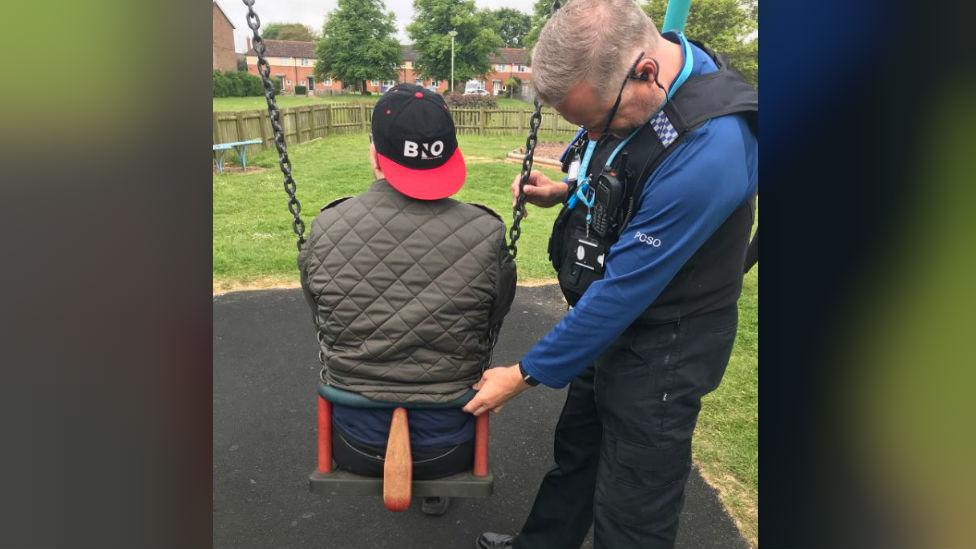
[548, 42, 758, 323]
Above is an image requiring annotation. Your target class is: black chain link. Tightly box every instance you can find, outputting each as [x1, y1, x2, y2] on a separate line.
[242, 0, 306, 250]
[508, 100, 543, 259]
[508, 0, 561, 259]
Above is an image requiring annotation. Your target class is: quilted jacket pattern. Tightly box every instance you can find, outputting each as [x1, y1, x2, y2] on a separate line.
[298, 180, 516, 403]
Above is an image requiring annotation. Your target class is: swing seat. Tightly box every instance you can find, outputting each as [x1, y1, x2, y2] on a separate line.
[308, 383, 492, 511]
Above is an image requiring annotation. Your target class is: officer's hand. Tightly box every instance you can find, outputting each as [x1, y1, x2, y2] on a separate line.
[511, 171, 569, 213]
[463, 364, 531, 416]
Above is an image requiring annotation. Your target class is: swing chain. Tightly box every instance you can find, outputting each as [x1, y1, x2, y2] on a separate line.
[508, 100, 543, 259]
[508, 0, 560, 259]
[242, 0, 306, 250]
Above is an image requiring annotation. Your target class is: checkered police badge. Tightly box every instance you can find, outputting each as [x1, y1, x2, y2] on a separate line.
[650, 111, 678, 147]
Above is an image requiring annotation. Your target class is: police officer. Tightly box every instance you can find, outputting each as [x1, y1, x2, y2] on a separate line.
[463, 0, 757, 547]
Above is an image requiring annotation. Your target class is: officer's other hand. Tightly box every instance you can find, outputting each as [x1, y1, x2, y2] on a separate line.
[511, 171, 569, 214]
[463, 364, 530, 416]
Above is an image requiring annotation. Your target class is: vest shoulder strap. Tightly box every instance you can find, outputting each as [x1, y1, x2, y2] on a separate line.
[619, 47, 758, 229]
[665, 42, 758, 137]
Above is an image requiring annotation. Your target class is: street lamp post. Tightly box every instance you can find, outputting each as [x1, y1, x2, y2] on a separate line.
[448, 30, 457, 93]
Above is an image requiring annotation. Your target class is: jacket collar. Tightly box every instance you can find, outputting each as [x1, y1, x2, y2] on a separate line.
[368, 179, 396, 193]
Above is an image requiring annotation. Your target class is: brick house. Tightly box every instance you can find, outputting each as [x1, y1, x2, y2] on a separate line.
[245, 39, 344, 94]
[392, 45, 450, 94]
[482, 48, 533, 98]
[246, 41, 530, 97]
[212, 2, 238, 72]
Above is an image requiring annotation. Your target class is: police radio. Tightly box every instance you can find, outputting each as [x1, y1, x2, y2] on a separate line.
[590, 150, 629, 237]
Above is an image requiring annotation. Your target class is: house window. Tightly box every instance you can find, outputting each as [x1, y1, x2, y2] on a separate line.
[324, 79, 333, 85]
[496, 64, 506, 72]
[517, 65, 527, 72]
[370, 80, 379, 86]
[383, 80, 396, 86]
[430, 80, 440, 87]
[415, 78, 424, 86]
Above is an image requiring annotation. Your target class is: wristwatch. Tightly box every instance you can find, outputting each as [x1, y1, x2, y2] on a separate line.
[518, 361, 540, 387]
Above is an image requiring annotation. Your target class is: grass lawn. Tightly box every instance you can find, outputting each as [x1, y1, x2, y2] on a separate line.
[213, 131, 758, 546]
[213, 94, 537, 112]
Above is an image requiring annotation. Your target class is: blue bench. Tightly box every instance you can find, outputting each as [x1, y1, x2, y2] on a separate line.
[212, 138, 263, 174]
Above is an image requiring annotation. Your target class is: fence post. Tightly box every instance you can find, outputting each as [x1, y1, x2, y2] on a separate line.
[480, 108, 487, 135]
[296, 108, 304, 142]
[360, 104, 366, 131]
[257, 110, 270, 151]
[326, 105, 333, 136]
[213, 112, 222, 145]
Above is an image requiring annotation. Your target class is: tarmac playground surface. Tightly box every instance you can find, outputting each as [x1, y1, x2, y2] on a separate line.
[214, 285, 749, 549]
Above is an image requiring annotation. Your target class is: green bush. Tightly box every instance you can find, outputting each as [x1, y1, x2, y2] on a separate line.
[227, 71, 246, 97]
[443, 92, 498, 108]
[212, 70, 264, 98]
[246, 73, 264, 96]
[294, 85, 307, 95]
[213, 70, 232, 97]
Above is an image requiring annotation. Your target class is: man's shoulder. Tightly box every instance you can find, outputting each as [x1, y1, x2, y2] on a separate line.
[319, 196, 354, 212]
[438, 199, 506, 226]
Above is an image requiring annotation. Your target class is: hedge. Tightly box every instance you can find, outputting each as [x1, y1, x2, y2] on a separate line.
[442, 92, 498, 108]
[213, 70, 264, 98]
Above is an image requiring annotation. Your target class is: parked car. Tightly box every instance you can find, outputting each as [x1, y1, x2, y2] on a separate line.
[463, 80, 489, 96]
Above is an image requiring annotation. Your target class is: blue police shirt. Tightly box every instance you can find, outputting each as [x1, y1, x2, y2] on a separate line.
[520, 36, 758, 389]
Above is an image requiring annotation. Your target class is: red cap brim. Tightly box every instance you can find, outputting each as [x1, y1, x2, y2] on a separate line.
[376, 148, 466, 200]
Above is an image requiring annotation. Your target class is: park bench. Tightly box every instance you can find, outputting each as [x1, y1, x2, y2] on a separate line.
[212, 138, 263, 174]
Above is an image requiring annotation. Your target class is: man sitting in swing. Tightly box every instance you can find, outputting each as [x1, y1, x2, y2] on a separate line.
[298, 84, 516, 511]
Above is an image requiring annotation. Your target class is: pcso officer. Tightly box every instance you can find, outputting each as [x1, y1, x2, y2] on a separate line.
[464, 0, 757, 548]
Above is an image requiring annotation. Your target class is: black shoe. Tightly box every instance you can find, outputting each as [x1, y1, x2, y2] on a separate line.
[476, 532, 514, 549]
[421, 496, 450, 516]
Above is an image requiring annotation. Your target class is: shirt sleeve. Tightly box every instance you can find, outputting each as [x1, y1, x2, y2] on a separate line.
[521, 117, 758, 388]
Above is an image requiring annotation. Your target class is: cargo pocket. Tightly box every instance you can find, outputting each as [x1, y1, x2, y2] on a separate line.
[600, 436, 691, 527]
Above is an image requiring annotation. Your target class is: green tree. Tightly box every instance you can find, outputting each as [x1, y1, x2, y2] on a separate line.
[407, 0, 503, 91]
[524, 0, 563, 53]
[504, 75, 522, 98]
[643, 0, 757, 86]
[315, 0, 401, 94]
[484, 7, 532, 48]
[262, 22, 317, 41]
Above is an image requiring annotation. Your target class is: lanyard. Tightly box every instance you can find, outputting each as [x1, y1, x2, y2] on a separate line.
[567, 128, 640, 209]
[668, 32, 694, 100]
[566, 33, 694, 210]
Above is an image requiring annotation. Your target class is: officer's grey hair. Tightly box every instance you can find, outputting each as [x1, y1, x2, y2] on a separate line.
[531, 0, 661, 106]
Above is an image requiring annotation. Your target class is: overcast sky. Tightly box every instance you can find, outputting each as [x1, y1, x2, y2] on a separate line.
[216, 0, 537, 52]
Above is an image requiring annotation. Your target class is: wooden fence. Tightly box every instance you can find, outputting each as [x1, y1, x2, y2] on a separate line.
[213, 103, 579, 151]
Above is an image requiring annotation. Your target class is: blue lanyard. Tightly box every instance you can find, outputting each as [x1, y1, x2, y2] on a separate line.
[668, 32, 694, 100]
[566, 33, 694, 210]
[567, 128, 640, 209]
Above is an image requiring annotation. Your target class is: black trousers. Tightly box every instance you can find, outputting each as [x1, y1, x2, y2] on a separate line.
[514, 305, 739, 549]
[332, 425, 474, 480]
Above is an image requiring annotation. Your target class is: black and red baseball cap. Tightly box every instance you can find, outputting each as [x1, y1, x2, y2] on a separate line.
[372, 84, 466, 200]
